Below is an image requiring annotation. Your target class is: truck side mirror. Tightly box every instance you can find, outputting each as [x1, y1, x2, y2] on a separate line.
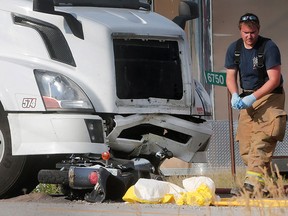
[172, 0, 199, 29]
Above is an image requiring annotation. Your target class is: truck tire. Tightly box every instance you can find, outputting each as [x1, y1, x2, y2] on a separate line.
[0, 106, 40, 198]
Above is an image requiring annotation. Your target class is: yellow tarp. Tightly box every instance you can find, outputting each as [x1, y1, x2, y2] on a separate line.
[213, 198, 288, 207]
[122, 177, 215, 206]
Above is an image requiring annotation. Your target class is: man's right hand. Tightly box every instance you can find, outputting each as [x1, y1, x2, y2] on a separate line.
[231, 93, 241, 109]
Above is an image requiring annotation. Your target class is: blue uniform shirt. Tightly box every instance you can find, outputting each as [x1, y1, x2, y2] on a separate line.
[225, 37, 282, 90]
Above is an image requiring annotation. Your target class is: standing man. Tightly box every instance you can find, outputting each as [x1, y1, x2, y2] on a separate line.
[225, 13, 287, 195]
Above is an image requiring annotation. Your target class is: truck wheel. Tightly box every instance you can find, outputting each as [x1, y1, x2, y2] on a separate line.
[0, 107, 39, 198]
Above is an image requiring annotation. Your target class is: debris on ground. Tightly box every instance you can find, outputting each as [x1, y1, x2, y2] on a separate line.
[123, 176, 217, 206]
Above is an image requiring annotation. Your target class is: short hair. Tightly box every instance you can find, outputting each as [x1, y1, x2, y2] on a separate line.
[238, 13, 260, 29]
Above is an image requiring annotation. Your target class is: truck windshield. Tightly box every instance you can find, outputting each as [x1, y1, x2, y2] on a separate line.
[113, 38, 183, 100]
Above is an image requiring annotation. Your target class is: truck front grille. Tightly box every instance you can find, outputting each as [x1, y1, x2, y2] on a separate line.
[113, 38, 183, 100]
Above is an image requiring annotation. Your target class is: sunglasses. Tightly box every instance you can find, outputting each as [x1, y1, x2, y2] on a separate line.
[240, 15, 259, 22]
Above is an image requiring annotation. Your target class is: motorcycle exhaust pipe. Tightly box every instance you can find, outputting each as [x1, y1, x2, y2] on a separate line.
[68, 166, 100, 189]
[68, 166, 121, 189]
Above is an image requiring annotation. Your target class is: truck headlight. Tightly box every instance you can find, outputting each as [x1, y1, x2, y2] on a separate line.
[34, 70, 94, 111]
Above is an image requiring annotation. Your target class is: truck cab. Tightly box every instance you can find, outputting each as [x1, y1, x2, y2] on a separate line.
[0, 0, 212, 199]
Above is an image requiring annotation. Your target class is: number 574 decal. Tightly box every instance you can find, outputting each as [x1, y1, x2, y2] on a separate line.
[22, 98, 37, 108]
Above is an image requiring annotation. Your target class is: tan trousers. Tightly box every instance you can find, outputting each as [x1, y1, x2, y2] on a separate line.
[236, 92, 287, 175]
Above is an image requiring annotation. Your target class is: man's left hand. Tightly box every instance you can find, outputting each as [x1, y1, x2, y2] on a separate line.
[237, 94, 257, 109]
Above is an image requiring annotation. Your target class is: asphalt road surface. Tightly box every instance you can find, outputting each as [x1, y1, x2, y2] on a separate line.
[1, 193, 288, 216]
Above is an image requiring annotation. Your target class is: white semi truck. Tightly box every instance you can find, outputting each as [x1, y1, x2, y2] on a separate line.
[0, 0, 213, 202]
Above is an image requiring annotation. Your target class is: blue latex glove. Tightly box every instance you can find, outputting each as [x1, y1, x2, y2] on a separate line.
[231, 93, 241, 109]
[238, 94, 257, 109]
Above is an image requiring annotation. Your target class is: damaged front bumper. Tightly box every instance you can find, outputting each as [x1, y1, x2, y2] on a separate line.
[107, 114, 213, 163]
